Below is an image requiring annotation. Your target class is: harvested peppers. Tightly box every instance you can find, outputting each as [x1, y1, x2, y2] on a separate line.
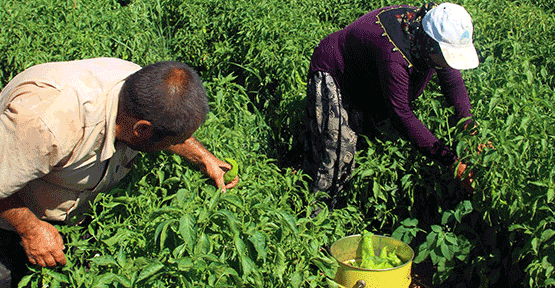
[355, 232, 403, 269]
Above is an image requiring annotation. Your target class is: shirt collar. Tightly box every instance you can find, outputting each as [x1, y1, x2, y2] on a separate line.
[100, 81, 125, 161]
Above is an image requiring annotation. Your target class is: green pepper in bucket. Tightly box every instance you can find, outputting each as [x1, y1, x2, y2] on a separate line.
[357, 231, 403, 269]
[330, 234, 414, 288]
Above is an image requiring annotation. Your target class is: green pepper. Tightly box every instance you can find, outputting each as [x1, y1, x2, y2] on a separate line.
[360, 232, 375, 268]
[357, 231, 403, 269]
[224, 158, 238, 184]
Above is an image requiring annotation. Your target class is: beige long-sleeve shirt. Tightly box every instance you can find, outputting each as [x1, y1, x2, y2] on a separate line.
[0, 58, 142, 228]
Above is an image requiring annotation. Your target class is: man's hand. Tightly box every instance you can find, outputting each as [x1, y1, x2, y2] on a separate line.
[205, 157, 239, 192]
[1, 194, 66, 267]
[167, 137, 239, 192]
[19, 220, 66, 267]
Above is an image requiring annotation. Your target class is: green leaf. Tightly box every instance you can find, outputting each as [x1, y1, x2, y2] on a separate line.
[195, 233, 211, 255]
[221, 193, 243, 208]
[509, 224, 533, 234]
[430, 249, 439, 265]
[103, 230, 131, 247]
[531, 237, 539, 254]
[207, 187, 222, 211]
[137, 262, 165, 283]
[440, 242, 453, 261]
[274, 246, 287, 281]
[113, 275, 132, 288]
[248, 231, 268, 262]
[179, 213, 197, 252]
[173, 258, 194, 271]
[92, 273, 116, 288]
[43, 269, 69, 284]
[100, 201, 123, 209]
[162, 176, 181, 186]
[234, 234, 255, 276]
[212, 209, 239, 235]
[548, 184, 555, 203]
[414, 243, 430, 263]
[431, 225, 442, 233]
[426, 232, 438, 249]
[445, 234, 458, 246]
[151, 206, 183, 218]
[175, 189, 190, 207]
[441, 212, 452, 226]
[403, 218, 419, 227]
[372, 179, 381, 200]
[156, 170, 165, 186]
[116, 246, 127, 268]
[276, 211, 299, 237]
[391, 226, 407, 241]
[172, 154, 182, 165]
[90, 255, 118, 267]
[17, 275, 33, 288]
[540, 229, 555, 243]
[172, 243, 186, 259]
[154, 219, 178, 251]
[290, 272, 303, 288]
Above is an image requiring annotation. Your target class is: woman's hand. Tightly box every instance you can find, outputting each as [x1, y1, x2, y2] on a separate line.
[451, 141, 493, 193]
[452, 161, 474, 193]
[477, 141, 495, 153]
[451, 133, 494, 194]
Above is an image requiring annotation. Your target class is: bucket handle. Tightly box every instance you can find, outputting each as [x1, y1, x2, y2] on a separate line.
[355, 280, 366, 288]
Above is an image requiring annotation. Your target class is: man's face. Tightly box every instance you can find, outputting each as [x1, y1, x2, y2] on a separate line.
[115, 112, 201, 152]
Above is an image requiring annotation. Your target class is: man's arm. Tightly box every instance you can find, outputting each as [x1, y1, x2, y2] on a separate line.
[166, 136, 239, 190]
[0, 194, 66, 267]
[1, 82, 73, 267]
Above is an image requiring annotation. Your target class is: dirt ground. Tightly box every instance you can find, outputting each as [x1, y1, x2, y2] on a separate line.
[410, 261, 434, 288]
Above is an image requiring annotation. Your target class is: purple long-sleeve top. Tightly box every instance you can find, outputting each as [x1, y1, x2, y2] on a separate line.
[309, 5, 473, 165]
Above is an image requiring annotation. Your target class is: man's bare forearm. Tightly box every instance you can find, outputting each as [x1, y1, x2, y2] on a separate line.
[0, 193, 41, 235]
[1, 192, 67, 267]
[167, 136, 211, 166]
[166, 136, 237, 190]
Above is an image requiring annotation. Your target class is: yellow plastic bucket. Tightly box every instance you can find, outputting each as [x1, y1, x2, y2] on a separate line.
[329, 234, 414, 288]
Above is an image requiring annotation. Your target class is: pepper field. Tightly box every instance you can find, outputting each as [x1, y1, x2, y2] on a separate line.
[1, 0, 554, 287]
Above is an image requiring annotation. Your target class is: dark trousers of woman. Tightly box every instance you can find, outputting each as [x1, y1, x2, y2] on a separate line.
[0, 229, 28, 288]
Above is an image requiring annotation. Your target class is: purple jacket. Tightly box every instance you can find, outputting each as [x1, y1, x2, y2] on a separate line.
[309, 5, 473, 165]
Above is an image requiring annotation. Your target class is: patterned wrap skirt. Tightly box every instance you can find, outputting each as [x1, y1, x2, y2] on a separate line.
[303, 71, 359, 207]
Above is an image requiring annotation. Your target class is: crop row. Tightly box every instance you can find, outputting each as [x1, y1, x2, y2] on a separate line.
[1, 0, 555, 287]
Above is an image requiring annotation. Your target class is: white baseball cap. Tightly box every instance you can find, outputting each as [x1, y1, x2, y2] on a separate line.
[422, 3, 479, 70]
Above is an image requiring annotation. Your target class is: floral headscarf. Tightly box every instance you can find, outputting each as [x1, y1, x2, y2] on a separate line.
[396, 2, 441, 69]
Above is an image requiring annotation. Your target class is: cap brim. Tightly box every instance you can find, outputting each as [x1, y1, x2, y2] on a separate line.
[439, 43, 479, 70]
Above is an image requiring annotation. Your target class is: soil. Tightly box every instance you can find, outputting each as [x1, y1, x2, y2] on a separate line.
[410, 260, 434, 288]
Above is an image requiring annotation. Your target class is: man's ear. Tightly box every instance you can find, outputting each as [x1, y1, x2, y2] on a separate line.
[132, 119, 155, 141]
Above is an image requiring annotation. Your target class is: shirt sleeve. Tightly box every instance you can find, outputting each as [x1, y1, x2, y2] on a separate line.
[378, 61, 457, 165]
[0, 87, 67, 199]
[437, 68, 473, 125]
